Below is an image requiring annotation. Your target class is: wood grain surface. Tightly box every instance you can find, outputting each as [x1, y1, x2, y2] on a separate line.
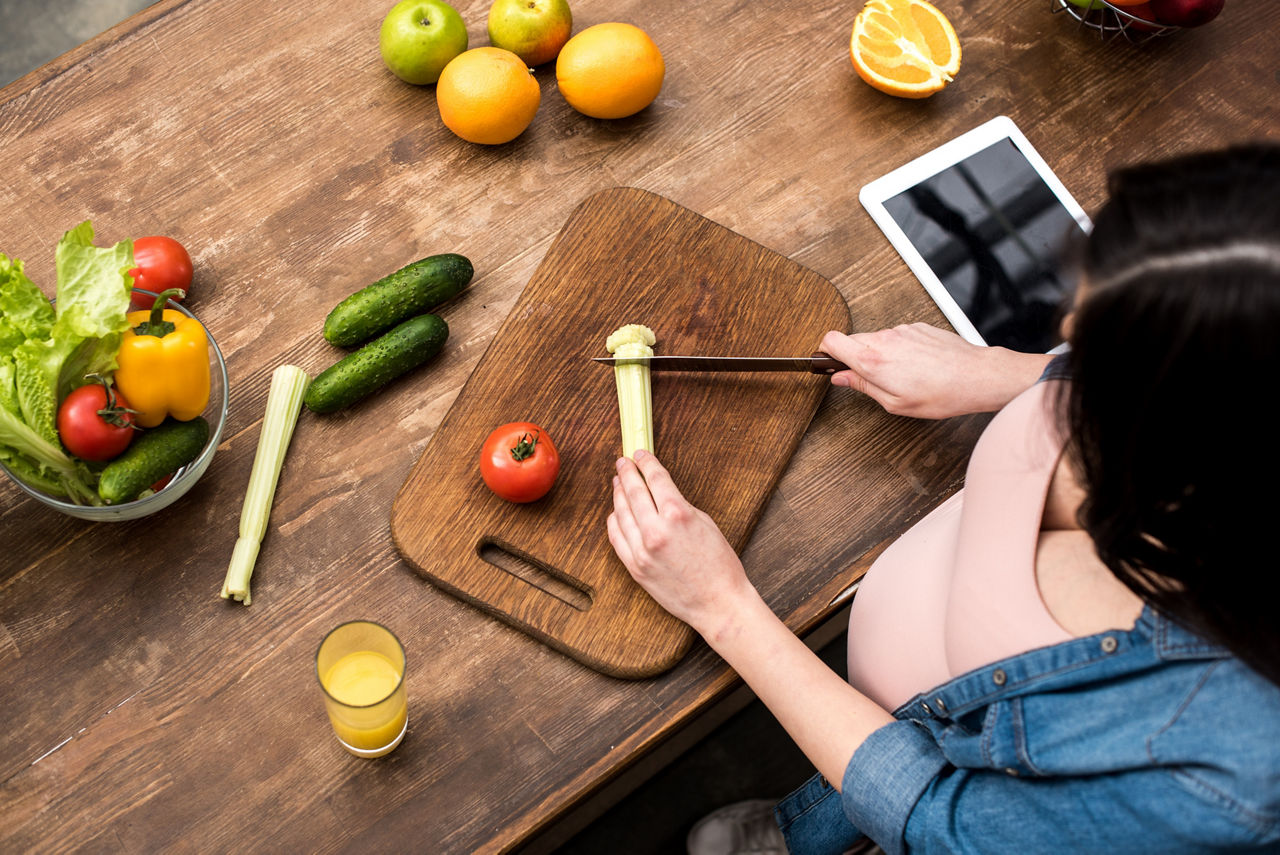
[1, 0, 1277, 852]
[392, 187, 850, 677]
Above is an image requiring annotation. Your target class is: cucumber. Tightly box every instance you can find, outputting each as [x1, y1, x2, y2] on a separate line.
[305, 313, 449, 414]
[98, 417, 210, 505]
[323, 253, 472, 347]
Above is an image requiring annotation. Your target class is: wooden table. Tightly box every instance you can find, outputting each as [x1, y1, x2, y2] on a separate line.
[2, 1, 1276, 851]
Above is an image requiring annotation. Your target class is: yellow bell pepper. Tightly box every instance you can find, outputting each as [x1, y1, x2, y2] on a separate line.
[115, 289, 210, 428]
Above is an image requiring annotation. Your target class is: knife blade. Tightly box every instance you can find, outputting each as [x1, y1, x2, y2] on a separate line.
[592, 352, 848, 374]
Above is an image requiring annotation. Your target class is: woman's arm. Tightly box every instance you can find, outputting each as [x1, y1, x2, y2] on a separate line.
[608, 450, 894, 788]
[821, 324, 1054, 419]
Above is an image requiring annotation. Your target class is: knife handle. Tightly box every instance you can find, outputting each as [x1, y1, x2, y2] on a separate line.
[809, 352, 849, 375]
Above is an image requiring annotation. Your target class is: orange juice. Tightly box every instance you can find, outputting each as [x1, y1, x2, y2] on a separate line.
[321, 650, 407, 756]
[325, 650, 401, 705]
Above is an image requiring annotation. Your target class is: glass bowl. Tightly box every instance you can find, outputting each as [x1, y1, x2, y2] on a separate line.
[0, 291, 229, 521]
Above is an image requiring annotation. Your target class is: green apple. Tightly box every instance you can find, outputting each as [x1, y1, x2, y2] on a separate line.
[379, 0, 469, 85]
[487, 0, 573, 67]
[1064, 0, 1106, 10]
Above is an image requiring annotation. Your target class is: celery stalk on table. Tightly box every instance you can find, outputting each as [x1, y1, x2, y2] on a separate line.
[221, 364, 310, 605]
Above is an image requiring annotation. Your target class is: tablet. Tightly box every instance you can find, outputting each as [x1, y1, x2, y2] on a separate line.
[859, 116, 1092, 353]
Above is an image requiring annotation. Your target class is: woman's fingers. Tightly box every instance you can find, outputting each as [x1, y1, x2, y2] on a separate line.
[614, 454, 660, 526]
[822, 330, 880, 395]
[629, 449, 690, 514]
[832, 367, 888, 401]
[820, 328, 852, 356]
[611, 451, 695, 570]
[616, 449, 688, 522]
[610, 474, 644, 540]
[606, 506, 636, 569]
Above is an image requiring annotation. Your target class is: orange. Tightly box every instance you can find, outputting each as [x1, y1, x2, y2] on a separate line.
[436, 47, 541, 144]
[555, 22, 664, 119]
[850, 0, 961, 99]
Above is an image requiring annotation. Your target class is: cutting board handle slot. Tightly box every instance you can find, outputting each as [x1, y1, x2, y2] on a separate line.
[477, 539, 593, 612]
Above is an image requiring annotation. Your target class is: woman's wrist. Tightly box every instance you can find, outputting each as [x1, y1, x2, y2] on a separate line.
[696, 578, 778, 657]
[973, 347, 1053, 412]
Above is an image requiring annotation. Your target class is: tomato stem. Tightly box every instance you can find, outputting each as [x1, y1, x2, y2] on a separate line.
[509, 431, 540, 462]
[86, 373, 140, 429]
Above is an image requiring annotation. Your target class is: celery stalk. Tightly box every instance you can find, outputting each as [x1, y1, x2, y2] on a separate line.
[221, 364, 310, 605]
[606, 324, 656, 458]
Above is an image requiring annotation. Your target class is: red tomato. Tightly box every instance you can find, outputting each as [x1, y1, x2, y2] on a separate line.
[479, 422, 561, 503]
[129, 236, 193, 310]
[57, 380, 137, 462]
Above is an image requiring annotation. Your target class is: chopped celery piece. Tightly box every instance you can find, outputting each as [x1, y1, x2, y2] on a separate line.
[606, 324, 656, 458]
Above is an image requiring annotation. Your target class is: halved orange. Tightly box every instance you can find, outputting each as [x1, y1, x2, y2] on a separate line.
[850, 0, 961, 99]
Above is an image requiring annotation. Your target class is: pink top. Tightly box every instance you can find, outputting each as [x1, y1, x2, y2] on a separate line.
[845, 380, 1074, 711]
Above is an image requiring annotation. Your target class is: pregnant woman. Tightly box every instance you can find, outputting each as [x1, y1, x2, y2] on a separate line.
[606, 143, 1280, 854]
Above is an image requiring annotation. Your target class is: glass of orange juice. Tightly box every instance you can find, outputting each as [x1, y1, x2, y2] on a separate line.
[315, 621, 407, 758]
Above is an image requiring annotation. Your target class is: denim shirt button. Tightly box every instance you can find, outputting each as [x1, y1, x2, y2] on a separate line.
[993, 668, 1007, 686]
[1005, 767, 1019, 776]
[922, 702, 932, 715]
[1101, 636, 1119, 653]
[935, 697, 947, 712]
[819, 776, 829, 789]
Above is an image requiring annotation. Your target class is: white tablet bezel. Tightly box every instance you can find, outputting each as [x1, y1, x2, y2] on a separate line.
[858, 115, 1092, 350]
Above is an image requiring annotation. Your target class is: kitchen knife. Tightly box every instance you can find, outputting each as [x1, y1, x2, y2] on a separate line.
[592, 352, 848, 374]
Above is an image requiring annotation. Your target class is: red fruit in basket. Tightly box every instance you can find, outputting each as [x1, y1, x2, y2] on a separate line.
[1149, 0, 1224, 26]
[1123, 2, 1161, 31]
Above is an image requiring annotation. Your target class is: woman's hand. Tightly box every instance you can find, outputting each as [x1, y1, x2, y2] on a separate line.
[821, 324, 1053, 419]
[607, 454, 895, 788]
[607, 450, 756, 638]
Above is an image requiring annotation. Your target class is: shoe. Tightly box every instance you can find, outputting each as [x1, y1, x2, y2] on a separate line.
[686, 799, 787, 855]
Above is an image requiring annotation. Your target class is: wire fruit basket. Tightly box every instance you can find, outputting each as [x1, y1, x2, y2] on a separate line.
[1049, 0, 1182, 43]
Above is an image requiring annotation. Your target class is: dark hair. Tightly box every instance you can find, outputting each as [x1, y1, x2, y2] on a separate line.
[1064, 143, 1280, 686]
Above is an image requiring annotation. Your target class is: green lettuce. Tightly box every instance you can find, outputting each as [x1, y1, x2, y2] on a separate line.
[0, 223, 133, 505]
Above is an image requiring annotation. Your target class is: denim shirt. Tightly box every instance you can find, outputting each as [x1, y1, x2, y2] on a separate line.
[775, 606, 1280, 854]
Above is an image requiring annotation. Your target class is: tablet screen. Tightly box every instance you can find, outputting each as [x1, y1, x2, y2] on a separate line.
[879, 137, 1086, 353]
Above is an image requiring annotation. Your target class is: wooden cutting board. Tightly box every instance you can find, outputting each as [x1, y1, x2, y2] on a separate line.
[391, 187, 850, 678]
